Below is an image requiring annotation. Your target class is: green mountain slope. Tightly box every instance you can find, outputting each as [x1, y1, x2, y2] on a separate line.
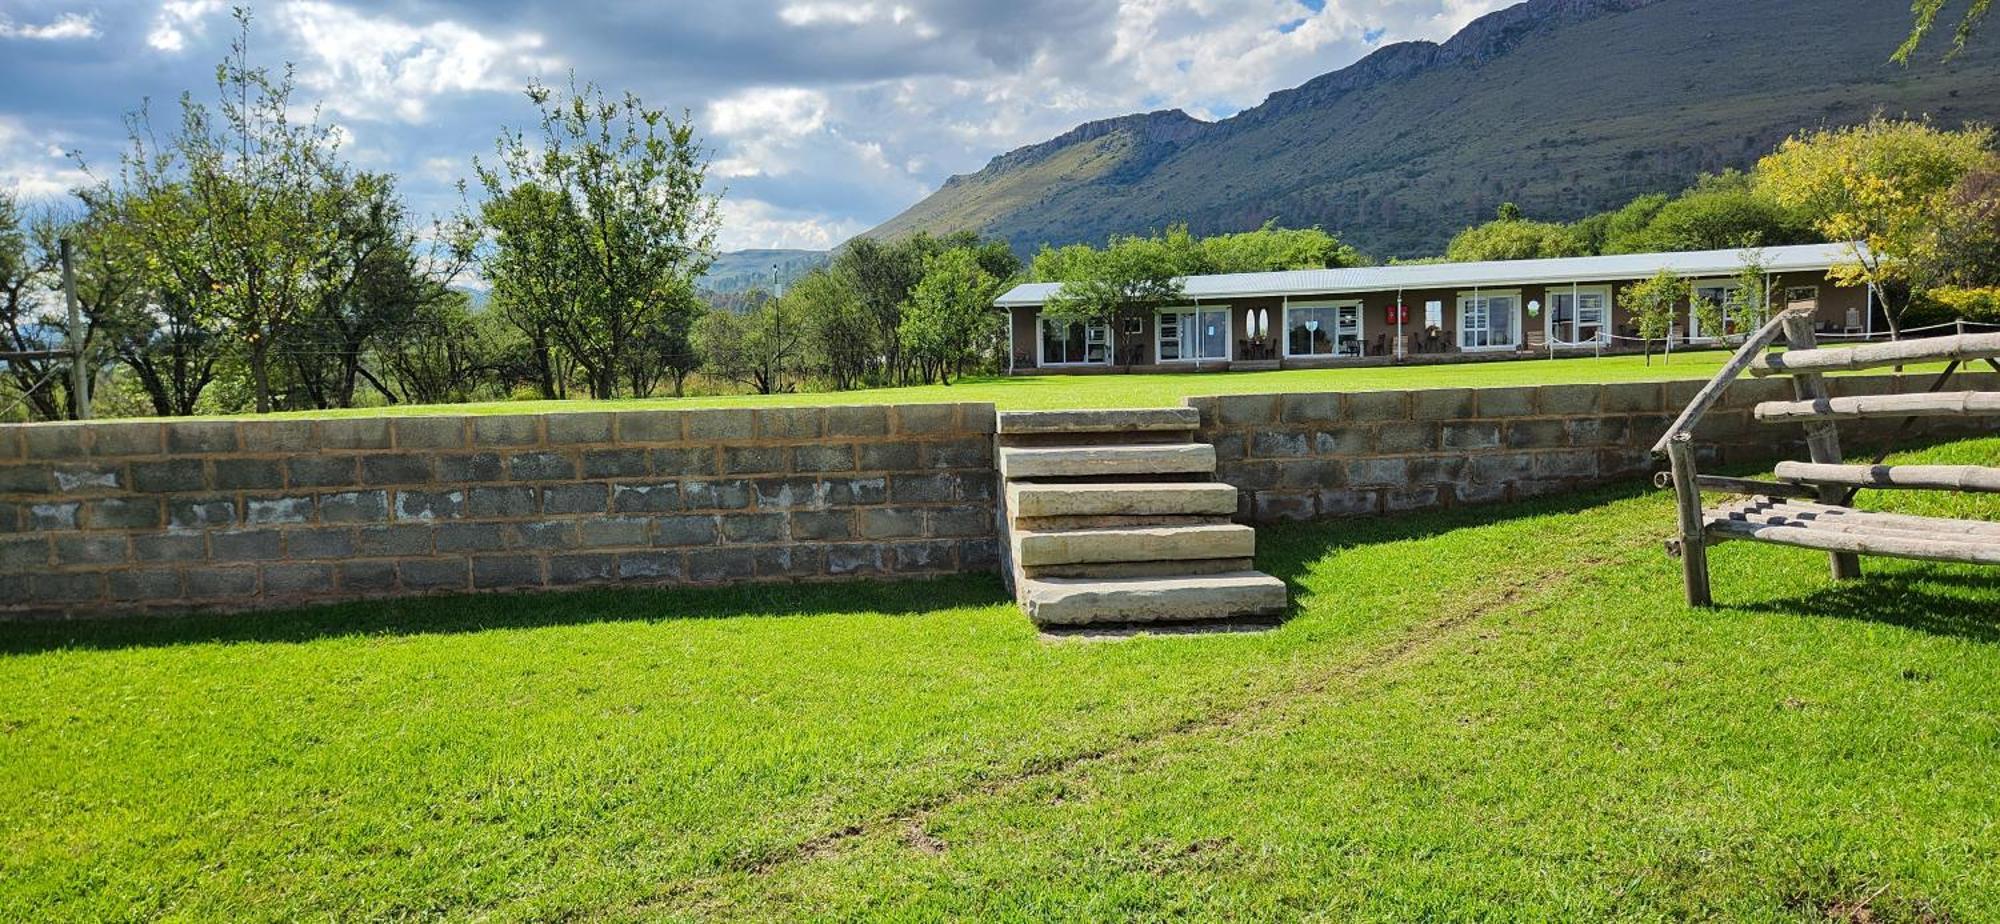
[861, 0, 2000, 259]
[701, 249, 829, 294]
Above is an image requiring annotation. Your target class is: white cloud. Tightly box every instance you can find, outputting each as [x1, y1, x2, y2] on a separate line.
[279, 1, 561, 122]
[716, 197, 869, 252]
[147, 0, 224, 53]
[0, 117, 89, 200]
[0, 11, 100, 41]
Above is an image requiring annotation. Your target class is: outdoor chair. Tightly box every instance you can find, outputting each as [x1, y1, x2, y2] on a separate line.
[1654, 307, 2000, 606]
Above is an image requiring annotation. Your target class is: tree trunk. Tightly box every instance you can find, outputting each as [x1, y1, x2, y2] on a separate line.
[250, 338, 273, 413]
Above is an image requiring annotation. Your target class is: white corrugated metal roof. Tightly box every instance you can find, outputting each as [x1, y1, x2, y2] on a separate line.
[993, 242, 1859, 307]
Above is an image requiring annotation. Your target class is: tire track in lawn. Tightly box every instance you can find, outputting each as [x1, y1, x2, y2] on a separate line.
[631, 511, 1664, 917]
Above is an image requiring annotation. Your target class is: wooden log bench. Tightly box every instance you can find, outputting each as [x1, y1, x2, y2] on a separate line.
[1652, 314, 2000, 606]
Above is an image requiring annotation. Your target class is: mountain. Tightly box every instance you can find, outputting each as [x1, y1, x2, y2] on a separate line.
[861, 0, 2000, 259]
[700, 249, 828, 294]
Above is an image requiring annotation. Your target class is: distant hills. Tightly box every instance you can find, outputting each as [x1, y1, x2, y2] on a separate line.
[700, 249, 828, 294]
[859, 0, 2000, 260]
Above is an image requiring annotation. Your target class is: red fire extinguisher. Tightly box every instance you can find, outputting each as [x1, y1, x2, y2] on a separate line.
[1386, 303, 1407, 325]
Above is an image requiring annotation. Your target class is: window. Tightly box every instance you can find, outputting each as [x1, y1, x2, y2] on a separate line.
[1690, 282, 1738, 341]
[1457, 291, 1519, 350]
[1039, 316, 1109, 365]
[1547, 285, 1610, 345]
[1157, 307, 1229, 362]
[1285, 302, 1363, 357]
[1785, 286, 1819, 307]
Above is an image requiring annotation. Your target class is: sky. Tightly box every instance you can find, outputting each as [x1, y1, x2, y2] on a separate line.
[0, 0, 1512, 252]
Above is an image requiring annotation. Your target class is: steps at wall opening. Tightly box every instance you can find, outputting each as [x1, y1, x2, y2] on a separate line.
[995, 408, 1288, 628]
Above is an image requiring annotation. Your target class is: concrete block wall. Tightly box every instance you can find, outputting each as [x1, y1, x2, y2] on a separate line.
[1190, 372, 2000, 523]
[0, 404, 999, 619]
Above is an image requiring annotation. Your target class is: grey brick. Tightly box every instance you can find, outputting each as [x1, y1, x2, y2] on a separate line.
[1254, 492, 1316, 523]
[186, 566, 258, 598]
[1218, 394, 1278, 426]
[87, 497, 162, 530]
[1280, 393, 1339, 424]
[436, 522, 508, 553]
[755, 545, 820, 579]
[29, 501, 81, 530]
[1209, 433, 1245, 462]
[1537, 384, 1601, 415]
[758, 407, 822, 439]
[1454, 481, 1511, 506]
[858, 442, 918, 470]
[1408, 456, 1468, 484]
[894, 540, 956, 572]
[1251, 431, 1311, 458]
[1278, 459, 1344, 489]
[1347, 458, 1409, 487]
[923, 438, 991, 470]
[245, 495, 314, 525]
[287, 527, 357, 559]
[22, 425, 89, 459]
[238, 420, 316, 454]
[683, 408, 751, 442]
[580, 516, 652, 548]
[473, 554, 545, 589]
[262, 563, 333, 596]
[288, 456, 359, 488]
[959, 403, 997, 434]
[1476, 386, 1538, 418]
[337, 560, 399, 593]
[545, 412, 612, 444]
[508, 451, 576, 481]
[825, 405, 889, 437]
[541, 483, 609, 515]
[0, 502, 15, 533]
[362, 454, 432, 485]
[687, 547, 755, 583]
[56, 536, 128, 564]
[722, 512, 786, 544]
[961, 537, 1001, 570]
[652, 515, 718, 547]
[790, 510, 853, 541]
[1226, 461, 1281, 491]
[211, 529, 285, 561]
[930, 506, 991, 538]
[824, 477, 887, 506]
[1533, 450, 1599, 479]
[436, 453, 504, 482]
[1441, 422, 1502, 451]
[651, 447, 715, 477]
[1470, 453, 1535, 483]
[1565, 417, 1626, 447]
[358, 525, 433, 556]
[398, 558, 468, 591]
[31, 572, 104, 603]
[1345, 391, 1409, 421]
[473, 415, 541, 447]
[1602, 382, 1664, 414]
[165, 420, 238, 454]
[1316, 489, 1380, 518]
[826, 544, 883, 576]
[548, 553, 616, 586]
[958, 471, 997, 505]
[130, 459, 205, 493]
[617, 411, 685, 444]
[92, 423, 164, 456]
[0, 536, 48, 571]
[617, 551, 684, 580]
[0, 464, 51, 493]
[890, 473, 953, 503]
[132, 533, 204, 562]
[508, 521, 577, 550]
[53, 464, 125, 493]
[612, 482, 683, 513]
[1410, 388, 1476, 420]
[1313, 428, 1371, 456]
[683, 479, 750, 510]
[583, 449, 651, 479]
[1385, 485, 1444, 513]
[794, 443, 857, 473]
[395, 489, 464, 521]
[392, 417, 468, 450]
[320, 490, 390, 524]
[894, 404, 957, 435]
[321, 418, 391, 450]
[755, 477, 828, 511]
[109, 569, 182, 601]
[723, 446, 785, 475]
[466, 486, 537, 519]
[1505, 419, 1568, 449]
[860, 507, 925, 539]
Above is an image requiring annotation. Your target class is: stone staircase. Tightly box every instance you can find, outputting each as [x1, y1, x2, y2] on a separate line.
[995, 408, 1289, 628]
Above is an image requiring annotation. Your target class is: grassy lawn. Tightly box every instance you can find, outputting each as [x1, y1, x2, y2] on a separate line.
[4, 437, 1998, 920]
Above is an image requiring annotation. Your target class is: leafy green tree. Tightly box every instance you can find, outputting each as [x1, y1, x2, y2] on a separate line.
[790, 268, 875, 391]
[695, 291, 810, 395]
[1602, 172, 1811, 255]
[1754, 118, 1993, 338]
[477, 78, 720, 399]
[375, 291, 512, 405]
[1198, 220, 1364, 272]
[1444, 215, 1588, 262]
[899, 249, 1002, 385]
[1040, 228, 1202, 371]
[1622, 269, 1691, 365]
[1899, 0, 1990, 61]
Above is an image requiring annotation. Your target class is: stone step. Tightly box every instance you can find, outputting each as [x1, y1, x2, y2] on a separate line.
[1021, 557, 1254, 580]
[999, 444, 1216, 480]
[1021, 572, 1289, 626]
[1013, 523, 1255, 568]
[1008, 482, 1239, 519]
[996, 407, 1199, 435]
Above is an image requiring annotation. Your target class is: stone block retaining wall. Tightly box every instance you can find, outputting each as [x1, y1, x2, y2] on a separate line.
[1191, 372, 2000, 523]
[0, 404, 998, 618]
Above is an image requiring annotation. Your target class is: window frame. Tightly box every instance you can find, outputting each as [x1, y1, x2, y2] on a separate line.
[1687, 279, 1740, 343]
[1545, 284, 1613, 345]
[1036, 314, 1111, 366]
[1155, 304, 1232, 364]
[1282, 299, 1366, 359]
[1455, 289, 1522, 352]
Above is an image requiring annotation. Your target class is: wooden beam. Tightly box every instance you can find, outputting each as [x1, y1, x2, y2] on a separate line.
[1779, 313, 1862, 579]
[1774, 461, 2000, 493]
[1666, 435, 1712, 607]
[1690, 475, 1822, 499]
[1705, 516, 2000, 566]
[1753, 390, 2000, 422]
[1750, 332, 2000, 377]
[1649, 309, 1801, 457]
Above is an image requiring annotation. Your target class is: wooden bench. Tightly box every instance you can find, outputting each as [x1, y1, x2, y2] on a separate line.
[1653, 309, 2000, 605]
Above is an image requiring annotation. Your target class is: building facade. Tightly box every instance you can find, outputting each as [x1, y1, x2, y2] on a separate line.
[995, 243, 1874, 373]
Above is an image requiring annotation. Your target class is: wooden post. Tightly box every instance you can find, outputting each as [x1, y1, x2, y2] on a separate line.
[1666, 434, 1712, 607]
[1781, 312, 1860, 579]
[59, 237, 90, 420]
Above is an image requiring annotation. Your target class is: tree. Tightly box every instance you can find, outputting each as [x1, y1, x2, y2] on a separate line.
[1199, 220, 1364, 272]
[1754, 118, 1993, 338]
[900, 249, 1002, 385]
[375, 292, 511, 405]
[1040, 228, 1200, 372]
[477, 78, 720, 399]
[696, 291, 810, 395]
[793, 268, 875, 391]
[1444, 210, 1588, 262]
[1898, 0, 1991, 61]
[1602, 172, 1813, 255]
[1623, 269, 1690, 365]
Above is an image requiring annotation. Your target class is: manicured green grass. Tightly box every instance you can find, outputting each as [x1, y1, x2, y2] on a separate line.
[3, 438, 1997, 920]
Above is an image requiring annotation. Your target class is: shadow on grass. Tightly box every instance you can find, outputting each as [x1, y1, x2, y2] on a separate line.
[0, 572, 1012, 656]
[1733, 570, 2000, 644]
